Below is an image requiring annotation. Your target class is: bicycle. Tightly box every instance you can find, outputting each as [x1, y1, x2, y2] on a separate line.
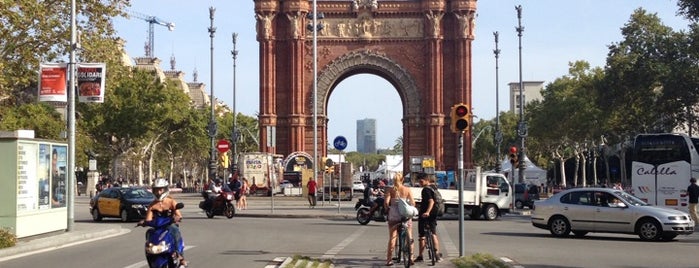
[395, 218, 412, 268]
[424, 225, 439, 265]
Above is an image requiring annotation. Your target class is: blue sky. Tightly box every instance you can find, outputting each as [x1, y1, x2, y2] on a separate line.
[114, 0, 688, 152]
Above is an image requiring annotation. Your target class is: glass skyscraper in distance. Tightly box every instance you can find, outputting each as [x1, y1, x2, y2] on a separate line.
[356, 119, 376, 154]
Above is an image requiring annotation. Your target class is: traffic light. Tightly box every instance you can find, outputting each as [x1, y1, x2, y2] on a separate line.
[218, 152, 229, 169]
[320, 157, 327, 171]
[450, 103, 471, 133]
[509, 146, 518, 165]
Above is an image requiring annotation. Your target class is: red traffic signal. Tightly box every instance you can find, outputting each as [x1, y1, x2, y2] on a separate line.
[450, 103, 471, 133]
[509, 146, 517, 154]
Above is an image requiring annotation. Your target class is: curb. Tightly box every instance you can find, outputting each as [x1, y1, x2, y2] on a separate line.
[0, 227, 127, 261]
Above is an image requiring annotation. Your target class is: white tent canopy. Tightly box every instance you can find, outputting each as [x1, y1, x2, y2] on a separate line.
[376, 155, 403, 179]
[499, 155, 547, 185]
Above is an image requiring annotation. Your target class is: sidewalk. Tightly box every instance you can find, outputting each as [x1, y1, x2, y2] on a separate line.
[0, 194, 524, 267]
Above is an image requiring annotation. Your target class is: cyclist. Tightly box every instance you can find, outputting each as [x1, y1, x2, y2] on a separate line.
[415, 172, 442, 263]
[384, 173, 414, 266]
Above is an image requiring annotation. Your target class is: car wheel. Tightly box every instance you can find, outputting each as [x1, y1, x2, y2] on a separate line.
[637, 219, 662, 241]
[515, 200, 524, 209]
[572, 231, 588, 237]
[92, 208, 102, 221]
[484, 204, 498, 220]
[120, 209, 129, 222]
[549, 216, 571, 237]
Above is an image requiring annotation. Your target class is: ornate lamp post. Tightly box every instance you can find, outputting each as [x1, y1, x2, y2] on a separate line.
[493, 31, 502, 172]
[307, 0, 324, 201]
[207, 7, 218, 181]
[231, 33, 239, 172]
[515, 5, 527, 183]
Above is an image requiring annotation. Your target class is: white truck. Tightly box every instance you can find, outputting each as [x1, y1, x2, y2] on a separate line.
[408, 168, 512, 220]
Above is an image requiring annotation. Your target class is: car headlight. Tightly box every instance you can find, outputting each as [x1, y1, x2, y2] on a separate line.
[132, 204, 144, 209]
[668, 215, 686, 221]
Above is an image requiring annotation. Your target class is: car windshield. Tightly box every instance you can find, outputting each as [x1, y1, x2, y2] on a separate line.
[122, 188, 155, 199]
[615, 190, 648, 206]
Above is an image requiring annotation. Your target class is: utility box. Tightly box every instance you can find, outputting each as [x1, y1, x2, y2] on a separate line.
[0, 130, 68, 238]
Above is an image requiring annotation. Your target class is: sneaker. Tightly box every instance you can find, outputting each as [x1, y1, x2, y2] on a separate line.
[414, 256, 423, 262]
[436, 252, 443, 263]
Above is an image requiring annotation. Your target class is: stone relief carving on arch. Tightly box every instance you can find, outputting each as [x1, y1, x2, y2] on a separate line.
[425, 11, 443, 38]
[314, 50, 420, 117]
[255, 13, 275, 40]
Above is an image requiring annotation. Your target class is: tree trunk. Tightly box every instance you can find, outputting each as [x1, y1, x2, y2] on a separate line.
[580, 153, 587, 187]
[559, 158, 567, 188]
[573, 156, 580, 187]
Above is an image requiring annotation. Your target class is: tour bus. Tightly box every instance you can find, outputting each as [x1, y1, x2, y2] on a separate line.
[631, 133, 699, 212]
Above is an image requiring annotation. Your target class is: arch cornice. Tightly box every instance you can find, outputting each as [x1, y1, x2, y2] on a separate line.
[316, 50, 420, 117]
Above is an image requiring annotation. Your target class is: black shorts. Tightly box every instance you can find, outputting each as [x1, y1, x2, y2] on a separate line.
[418, 216, 437, 238]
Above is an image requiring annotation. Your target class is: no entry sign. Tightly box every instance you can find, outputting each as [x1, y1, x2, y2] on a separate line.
[217, 139, 231, 153]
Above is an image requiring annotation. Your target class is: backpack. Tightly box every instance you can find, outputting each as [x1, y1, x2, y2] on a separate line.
[428, 185, 445, 216]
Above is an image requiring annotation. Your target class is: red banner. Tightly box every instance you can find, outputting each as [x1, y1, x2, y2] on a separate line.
[38, 63, 67, 102]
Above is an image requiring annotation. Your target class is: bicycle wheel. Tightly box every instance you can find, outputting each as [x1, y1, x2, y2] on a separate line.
[396, 228, 404, 264]
[401, 228, 411, 268]
[426, 230, 437, 266]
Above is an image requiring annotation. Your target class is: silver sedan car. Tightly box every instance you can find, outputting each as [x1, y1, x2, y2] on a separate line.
[531, 187, 695, 241]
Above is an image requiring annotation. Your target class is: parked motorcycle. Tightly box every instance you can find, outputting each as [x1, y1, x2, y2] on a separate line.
[139, 202, 185, 268]
[355, 198, 387, 225]
[198, 190, 236, 219]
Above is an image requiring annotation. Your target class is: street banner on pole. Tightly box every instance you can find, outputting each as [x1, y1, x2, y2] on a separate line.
[77, 63, 106, 103]
[38, 63, 68, 102]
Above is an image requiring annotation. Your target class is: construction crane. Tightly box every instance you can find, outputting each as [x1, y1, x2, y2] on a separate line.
[127, 10, 175, 58]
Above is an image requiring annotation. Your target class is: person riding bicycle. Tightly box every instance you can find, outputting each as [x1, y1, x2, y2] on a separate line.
[415, 172, 442, 263]
[384, 173, 414, 266]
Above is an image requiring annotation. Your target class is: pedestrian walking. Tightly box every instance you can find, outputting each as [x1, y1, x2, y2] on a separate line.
[688, 178, 699, 226]
[307, 177, 317, 208]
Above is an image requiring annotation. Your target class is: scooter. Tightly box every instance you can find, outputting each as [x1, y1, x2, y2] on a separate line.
[355, 198, 387, 225]
[139, 202, 185, 268]
[198, 190, 236, 219]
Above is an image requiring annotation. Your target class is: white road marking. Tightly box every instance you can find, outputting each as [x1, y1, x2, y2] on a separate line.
[321, 226, 367, 259]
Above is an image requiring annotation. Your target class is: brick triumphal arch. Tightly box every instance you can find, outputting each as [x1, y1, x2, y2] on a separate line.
[254, 0, 476, 171]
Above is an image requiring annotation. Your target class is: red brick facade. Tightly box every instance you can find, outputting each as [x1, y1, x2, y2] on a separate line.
[254, 0, 476, 172]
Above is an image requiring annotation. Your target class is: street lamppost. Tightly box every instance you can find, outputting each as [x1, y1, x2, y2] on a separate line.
[207, 7, 218, 181]
[231, 33, 239, 172]
[493, 31, 502, 172]
[307, 1, 324, 200]
[515, 5, 527, 183]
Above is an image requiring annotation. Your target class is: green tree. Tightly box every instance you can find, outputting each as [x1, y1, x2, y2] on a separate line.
[601, 8, 691, 134]
[0, 103, 64, 138]
[677, 0, 699, 21]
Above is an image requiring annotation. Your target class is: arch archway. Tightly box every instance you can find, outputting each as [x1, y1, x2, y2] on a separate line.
[254, 0, 477, 172]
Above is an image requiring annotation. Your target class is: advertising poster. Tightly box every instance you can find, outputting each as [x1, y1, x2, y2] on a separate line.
[38, 144, 51, 209]
[17, 142, 38, 212]
[38, 63, 68, 102]
[51, 145, 67, 208]
[77, 63, 106, 103]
